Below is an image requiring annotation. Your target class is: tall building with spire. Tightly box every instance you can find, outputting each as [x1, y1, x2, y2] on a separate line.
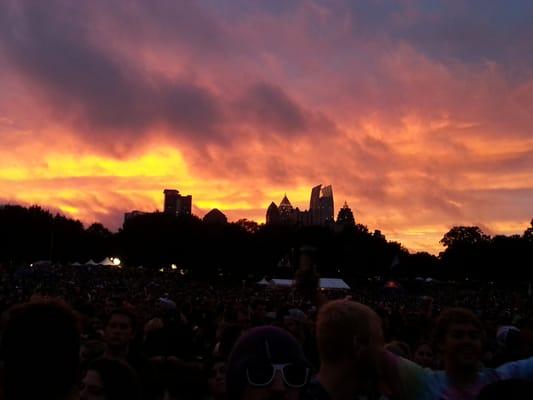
[336, 201, 355, 226]
[278, 194, 293, 215]
[278, 194, 297, 224]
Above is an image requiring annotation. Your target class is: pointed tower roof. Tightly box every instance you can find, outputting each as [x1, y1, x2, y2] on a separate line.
[267, 202, 279, 211]
[280, 194, 292, 207]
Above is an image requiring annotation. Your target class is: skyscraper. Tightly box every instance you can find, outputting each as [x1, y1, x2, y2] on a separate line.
[309, 184, 334, 225]
[310, 185, 322, 225]
[163, 189, 192, 216]
[319, 185, 334, 224]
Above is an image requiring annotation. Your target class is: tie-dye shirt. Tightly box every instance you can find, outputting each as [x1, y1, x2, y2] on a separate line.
[396, 356, 533, 400]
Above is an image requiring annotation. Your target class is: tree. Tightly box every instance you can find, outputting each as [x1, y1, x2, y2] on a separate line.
[439, 226, 491, 280]
[86, 223, 112, 239]
[234, 219, 260, 234]
[524, 219, 533, 242]
[440, 226, 490, 248]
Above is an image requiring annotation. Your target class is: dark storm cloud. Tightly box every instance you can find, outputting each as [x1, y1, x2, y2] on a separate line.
[0, 0, 342, 154]
[338, 0, 533, 69]
[240, 83, 307, 133]
[0, 0, 224, 150]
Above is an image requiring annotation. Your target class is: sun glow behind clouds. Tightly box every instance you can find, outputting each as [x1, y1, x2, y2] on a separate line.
[1, 0, 533, 254]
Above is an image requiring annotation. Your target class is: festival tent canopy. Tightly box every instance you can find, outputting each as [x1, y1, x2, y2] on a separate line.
[85, 259, 99, 266]
[257, 278, 350, 290]
[31, 260, 51, 267]
[320, 278, 351, 290]
[70, 262, 82, 266]
[99, 257, 115, 266]
[272, 279, 293, 287]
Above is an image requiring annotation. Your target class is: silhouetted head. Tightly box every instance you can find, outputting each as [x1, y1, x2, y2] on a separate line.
[413, 342, 434, 368]
[206, 357, 227, 400]
[1, 299, 80, 400]
[317, 300, 384, 382]
[104, 308, 136, 351]
[80, 358, 140, 400]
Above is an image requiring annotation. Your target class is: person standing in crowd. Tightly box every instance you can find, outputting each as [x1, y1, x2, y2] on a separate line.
[250, 299, 268, 327]
[103, 308, 156, 400]
[390, 308, 533, 399]
[0, 300, 81, 400]
[294, 246, 326, 308]
[305, 299, 396, 400]
[206, 357, 227, 400]
[80, 358, 140, 400]
[103, 308, 137, 362]
[412, 343, 434, 369]
[226, 326, 311, 400]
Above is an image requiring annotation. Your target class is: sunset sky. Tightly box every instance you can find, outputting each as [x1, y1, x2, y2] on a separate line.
[1, 1, 533, 253]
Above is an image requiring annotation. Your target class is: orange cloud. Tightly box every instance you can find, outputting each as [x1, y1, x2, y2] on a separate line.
[1, 0, 533, 254]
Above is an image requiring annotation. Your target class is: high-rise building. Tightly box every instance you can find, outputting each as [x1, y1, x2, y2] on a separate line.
[319, 185, 334, 224]
[163, 189, 192, 216]
[310, 185, 322, 225]
[308, 184, 334, 225]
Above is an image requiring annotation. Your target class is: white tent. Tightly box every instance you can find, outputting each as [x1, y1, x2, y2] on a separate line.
[85, 259, 99, 266]
[257, 278, 350, 290]
[272, 279, 293, 287]
[319, 278, 350, 290]
[99, 257, 114, 266]
[32, 260, 51, 267]
[70, 262, 82, 266]
[257, 278, 292, 287]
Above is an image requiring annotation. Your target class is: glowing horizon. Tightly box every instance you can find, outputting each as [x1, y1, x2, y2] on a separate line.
[1, 1, 533, 255]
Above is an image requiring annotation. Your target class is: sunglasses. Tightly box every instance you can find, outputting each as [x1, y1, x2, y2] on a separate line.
[246, 363, 310, 388]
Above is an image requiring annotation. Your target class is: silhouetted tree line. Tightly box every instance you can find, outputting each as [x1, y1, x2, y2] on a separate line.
[1, 204, 533, 282]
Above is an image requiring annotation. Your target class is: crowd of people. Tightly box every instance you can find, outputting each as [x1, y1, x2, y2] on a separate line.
[1, 259, 533, 399]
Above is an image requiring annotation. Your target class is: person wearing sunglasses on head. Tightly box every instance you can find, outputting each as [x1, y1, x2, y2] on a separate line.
[226, 326, 311, 400]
